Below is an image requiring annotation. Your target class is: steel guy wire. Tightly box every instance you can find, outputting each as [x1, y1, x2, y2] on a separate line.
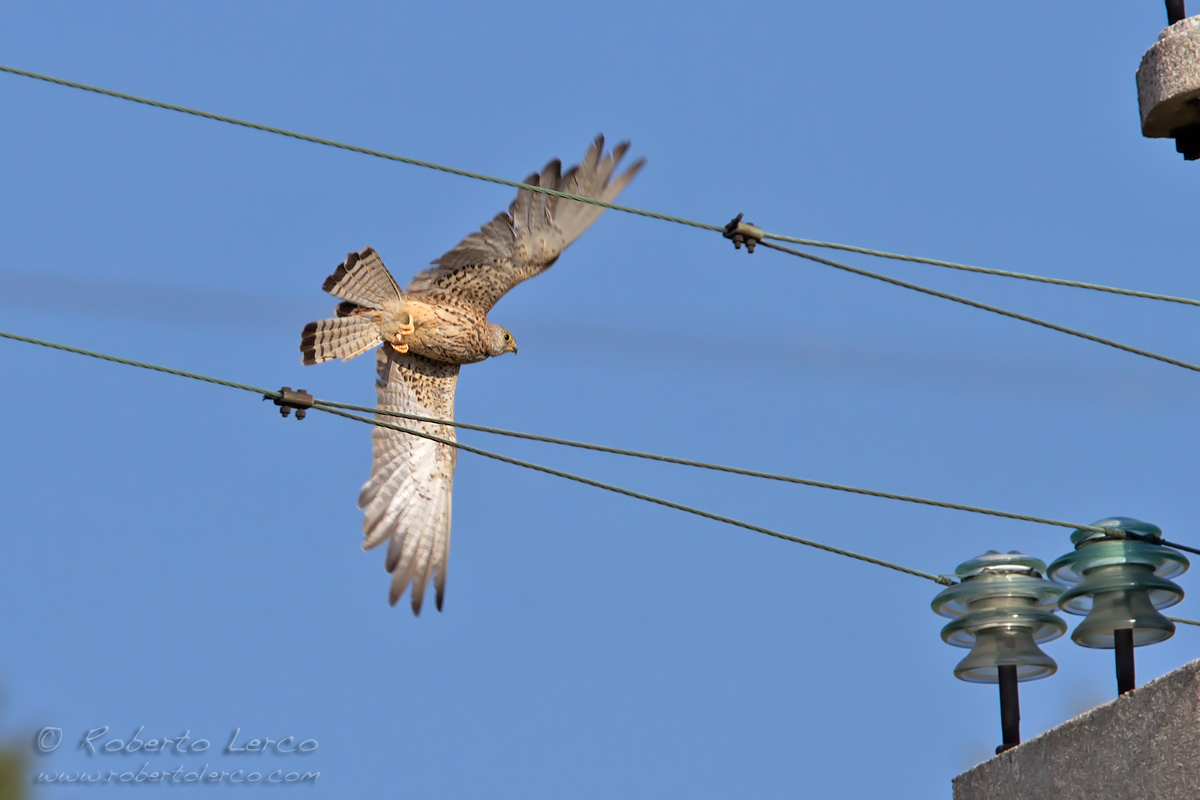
[312, 398, 1112, 535]
[0, 329, 273, 396]
[10, 330, 1200, 605]
[4, 63, 1199, 310]
[0, 64, 721, 236]
[315, 405, 946, 584]
[763, 234, 1200, 308]
[0, 328, 942, 583]
[7, 63, 1200, 379]
[0, 328, 1131, 539]
[6, 67, 1200, 624]
[758, 241, 1200, 376]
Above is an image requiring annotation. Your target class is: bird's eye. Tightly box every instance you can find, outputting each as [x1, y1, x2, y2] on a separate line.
[503, 333, 510, 341]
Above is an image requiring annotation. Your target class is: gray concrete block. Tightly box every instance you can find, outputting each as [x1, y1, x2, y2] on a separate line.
[1136, 16, 1200, 138]
[953, 658, 1200, 800]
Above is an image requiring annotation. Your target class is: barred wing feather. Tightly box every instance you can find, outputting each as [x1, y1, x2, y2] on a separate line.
[405, 135, 644, 314]
[359, 346, 459, 614]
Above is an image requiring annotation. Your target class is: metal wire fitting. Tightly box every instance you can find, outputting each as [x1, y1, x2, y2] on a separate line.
[724, 213, 763, 253]
[266, 387, 314, 420]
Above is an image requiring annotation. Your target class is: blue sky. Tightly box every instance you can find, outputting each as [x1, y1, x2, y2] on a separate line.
[1, 2, 1197, 797]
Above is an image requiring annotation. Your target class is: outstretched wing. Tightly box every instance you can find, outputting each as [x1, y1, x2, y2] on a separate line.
[405, 135, 644, 314]
[358, 345, 459, 614]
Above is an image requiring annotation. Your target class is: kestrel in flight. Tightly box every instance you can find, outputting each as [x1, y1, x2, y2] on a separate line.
[300, 137, 643, 613]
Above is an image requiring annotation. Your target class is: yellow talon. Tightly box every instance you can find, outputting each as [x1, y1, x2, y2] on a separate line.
[394, 343, 409, 354]
[399, 314, 415, 336]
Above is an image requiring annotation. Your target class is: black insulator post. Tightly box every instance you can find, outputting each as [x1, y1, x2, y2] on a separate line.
[1115, 628, 1136, 694]
[1174, 126, 1200, 161]
[996, 665, 1021, 754]
[1166, 0, 1186, 25]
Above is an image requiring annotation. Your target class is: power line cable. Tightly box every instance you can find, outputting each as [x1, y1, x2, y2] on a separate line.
[313, 398, 1111, 535]
[0, 64, 721, 236]
[326, 413, 1200, 619]
[0, 329, 942, 583]
[764, 235, 1200, 308]
[0, 330, 273, 395]
[5, 62, 1199, 312]
[8, 63, 1200, 379]
[9, 62, 1200, 379]
[0, 328, 1141, 539]
[759, 241, 1200, 376]
[316, 405, 946, 584]
[9, 329, 1200, 620]
[6, 67, 1200, 629]
[2, 67, 1197, 543]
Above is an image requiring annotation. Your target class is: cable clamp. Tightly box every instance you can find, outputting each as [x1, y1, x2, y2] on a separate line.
[724, 213, 763, 253]
[265, 386, 314, 420]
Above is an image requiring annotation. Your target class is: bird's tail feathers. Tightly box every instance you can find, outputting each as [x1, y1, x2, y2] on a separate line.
[300, 317, 382, 365]
[322, 246, 404, 308]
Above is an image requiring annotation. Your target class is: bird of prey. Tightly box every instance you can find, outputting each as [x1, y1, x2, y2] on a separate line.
[300, 136, 643, 614]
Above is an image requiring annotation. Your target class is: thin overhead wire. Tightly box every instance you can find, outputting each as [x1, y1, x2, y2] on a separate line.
[1, 61, 1195, 547]
[10, 327, 1200, 620]
[0, 64, 721, 236]
[0, 328, 1120, 539]
[0, 328, 942, 583]
[317, 406, 947, 584]
[763, 234, 1200, 308]
[5, 66, 1200, 632]
[1155, 539, 1200, 557]
[313, 398, 1110, 535]
[5, 62, 1200, 314]
[759, 242, 1200, 376]
[0, 329, 274, 396]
